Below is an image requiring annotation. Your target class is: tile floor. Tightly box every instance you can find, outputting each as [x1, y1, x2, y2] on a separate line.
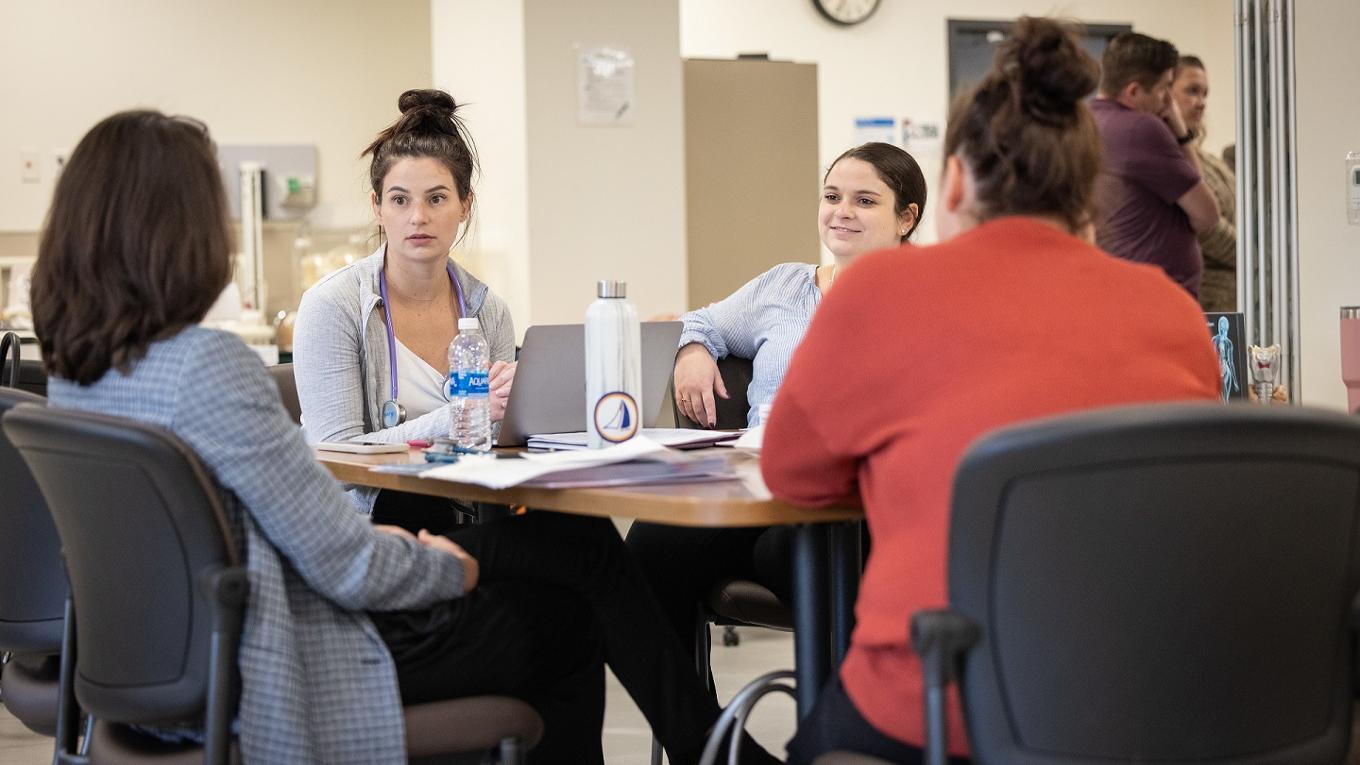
[1, 626, 797, 764]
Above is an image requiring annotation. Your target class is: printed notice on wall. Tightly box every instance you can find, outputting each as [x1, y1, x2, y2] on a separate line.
[577, 46, 635, 125]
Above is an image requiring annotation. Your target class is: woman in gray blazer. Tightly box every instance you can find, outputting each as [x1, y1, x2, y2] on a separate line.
[31, 109, 776, 765]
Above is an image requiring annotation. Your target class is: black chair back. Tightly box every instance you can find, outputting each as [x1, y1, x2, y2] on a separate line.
[946, 403, 1360, 764]
[0, 388, 65, 655]
[267, 363, 301, 424]
[675, 355, 753, 429]
[2, 403, 246, 759]
[1, 332, 49, 397]
[1, 331, 18, 387]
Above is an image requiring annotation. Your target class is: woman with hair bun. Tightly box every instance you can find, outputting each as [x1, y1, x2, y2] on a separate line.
[762, 18, 1220, 763]
[293, 89, 516, 531]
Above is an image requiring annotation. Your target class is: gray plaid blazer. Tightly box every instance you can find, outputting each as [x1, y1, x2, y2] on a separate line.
[292, 246, 515, 514]
[49, 326, 465, 764]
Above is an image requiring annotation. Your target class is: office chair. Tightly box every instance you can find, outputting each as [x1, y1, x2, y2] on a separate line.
[3, 403, 543, 764]
[266, 363, 302, 424]
[1, 331, 47, 398]
[0, 387, 67, 739]
[673, 354, 794, 650]
[819, 403, 1360, 765]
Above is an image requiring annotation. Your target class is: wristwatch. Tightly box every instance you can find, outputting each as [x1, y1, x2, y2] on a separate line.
[1177, 128, 1198, 145]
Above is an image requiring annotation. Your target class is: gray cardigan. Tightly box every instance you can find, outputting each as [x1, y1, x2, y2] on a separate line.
[49, 327, 464, 764]
[293, 246, 515, 512]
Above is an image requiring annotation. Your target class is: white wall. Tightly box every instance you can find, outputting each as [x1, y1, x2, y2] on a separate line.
[680, 0, 1236, 246]
[0, 0, 432, 231]
[1294, 0, 1360, 409]
[431, 1, 532, 339]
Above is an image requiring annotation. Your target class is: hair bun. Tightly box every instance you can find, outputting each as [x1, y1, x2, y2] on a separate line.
[1002, 18, 1100, 125]
[398, 89, 457, 116]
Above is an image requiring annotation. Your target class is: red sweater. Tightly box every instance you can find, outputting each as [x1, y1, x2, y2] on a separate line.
[761, 217, 1220, 753]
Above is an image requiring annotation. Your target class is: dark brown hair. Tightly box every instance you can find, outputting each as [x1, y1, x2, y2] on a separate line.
[1100, 32, 1179, 95]
[943, 17, 1102, 233]
[826, 142, 928, 242]
[31, 110, 233, 385]
[1177, 54, 1206, 75]
[364, 89, 479, 244]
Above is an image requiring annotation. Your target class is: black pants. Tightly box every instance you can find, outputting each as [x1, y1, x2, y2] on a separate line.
[371, 489, 467, 536]
[787, 676, 971, 765]
[372, 489, 516, 536]
[371, 511, 778, 765]
[625, 522, 794, 691]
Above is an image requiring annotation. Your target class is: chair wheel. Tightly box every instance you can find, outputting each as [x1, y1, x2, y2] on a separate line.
[722, 626, 740, 646]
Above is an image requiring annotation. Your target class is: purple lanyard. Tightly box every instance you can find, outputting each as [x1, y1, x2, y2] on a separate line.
[378, 262, 467, 403]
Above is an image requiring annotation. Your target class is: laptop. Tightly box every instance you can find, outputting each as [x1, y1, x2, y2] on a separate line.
[496, 321, 683, 447]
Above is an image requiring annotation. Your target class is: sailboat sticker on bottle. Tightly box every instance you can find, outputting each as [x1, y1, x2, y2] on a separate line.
[585, 280, 643, 448]
[594, 391, 639, 443]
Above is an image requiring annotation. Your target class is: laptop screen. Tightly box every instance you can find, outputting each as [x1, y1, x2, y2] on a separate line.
[496, 321, 683, 446]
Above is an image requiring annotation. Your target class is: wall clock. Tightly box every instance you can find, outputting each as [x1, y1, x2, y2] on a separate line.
[812, 0, 881, 26]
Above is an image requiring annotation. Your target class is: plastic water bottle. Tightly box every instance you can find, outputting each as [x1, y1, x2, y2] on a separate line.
[447, 317, 491, 451]
[585, 280, 642, 449]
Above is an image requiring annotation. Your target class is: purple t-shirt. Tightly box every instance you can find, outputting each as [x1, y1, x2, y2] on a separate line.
[1091, 98, 1203, 296]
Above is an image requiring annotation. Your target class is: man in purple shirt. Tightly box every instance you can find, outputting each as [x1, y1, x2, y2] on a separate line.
[1092, 33, 1221, 297]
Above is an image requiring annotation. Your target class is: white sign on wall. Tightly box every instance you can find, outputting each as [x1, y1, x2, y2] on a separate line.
[577, 46, 635, 125]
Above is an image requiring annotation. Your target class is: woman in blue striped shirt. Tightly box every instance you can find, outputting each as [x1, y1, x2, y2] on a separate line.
[628, 142, 926, 692]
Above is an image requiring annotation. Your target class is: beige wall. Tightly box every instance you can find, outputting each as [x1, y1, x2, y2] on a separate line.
[432, 0, 688, 334]
[522, 0, 688, 326]
[0, 0, 431, 232]
[680, 0, 1236, 247]
[1295, 0, 1360, 408]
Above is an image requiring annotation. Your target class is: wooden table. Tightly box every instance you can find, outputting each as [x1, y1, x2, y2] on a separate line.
[317, 447, 863, 717]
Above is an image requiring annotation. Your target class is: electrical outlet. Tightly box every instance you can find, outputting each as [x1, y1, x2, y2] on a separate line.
[20, 151, 39, 183]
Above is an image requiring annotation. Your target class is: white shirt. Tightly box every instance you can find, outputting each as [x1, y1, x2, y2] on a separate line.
[393, 338, 448, 421]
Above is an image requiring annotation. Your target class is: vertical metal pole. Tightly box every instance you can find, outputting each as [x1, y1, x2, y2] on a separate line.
[792, 524, 830, 719]
[1256, 0, 1267, 347]
[1283, 0, 1302, 399]
[1268, 0, 1282, 380]
[1234, 0, 1252, 321]
[830, 521, 861, 665]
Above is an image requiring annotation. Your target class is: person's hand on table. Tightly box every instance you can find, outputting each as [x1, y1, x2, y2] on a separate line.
[418, 529, 479, 592]
[674, 342, 727, 428]
[488, 360, 516, 422]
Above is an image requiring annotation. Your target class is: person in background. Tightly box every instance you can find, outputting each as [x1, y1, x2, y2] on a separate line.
[32, 109, 777, 765]
[1091, 32, 1220, 298]
[762, 18, 1221, 763]
[626, 142, 926, 691]
[292, 90, 516, 532]
[1173, 54, 1237, 312]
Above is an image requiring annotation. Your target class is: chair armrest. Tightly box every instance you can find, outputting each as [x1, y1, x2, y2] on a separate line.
[910, 609, 979, 765]
[200, 567, 249, 765]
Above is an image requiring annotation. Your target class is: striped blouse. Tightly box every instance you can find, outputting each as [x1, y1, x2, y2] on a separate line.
[679, 262, 822, 427]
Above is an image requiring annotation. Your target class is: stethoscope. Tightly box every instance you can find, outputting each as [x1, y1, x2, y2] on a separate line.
[378, 262, 467, 428]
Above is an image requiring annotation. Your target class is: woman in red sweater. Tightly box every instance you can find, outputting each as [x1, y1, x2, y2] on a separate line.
[762, 17, 1221, 764]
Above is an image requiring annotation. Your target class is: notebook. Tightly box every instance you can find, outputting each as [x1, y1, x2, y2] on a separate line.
[496, 321, 683, 447]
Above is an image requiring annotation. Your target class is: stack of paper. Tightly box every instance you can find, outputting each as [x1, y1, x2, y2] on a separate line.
[526, 427, 742, 451]
[416, 435, 737, 490]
